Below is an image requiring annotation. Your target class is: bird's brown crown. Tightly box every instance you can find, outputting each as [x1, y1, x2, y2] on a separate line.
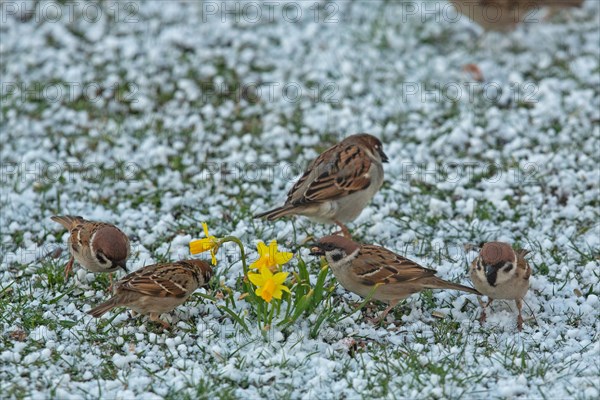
[93, 226, 129, 262]
[343, 133, 388, 162]
[316, 235, 361, 254]
[344, 133, 381, 148]
[480, 242, 515, 265]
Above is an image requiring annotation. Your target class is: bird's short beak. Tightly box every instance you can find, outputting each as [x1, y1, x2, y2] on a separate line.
[309, 246, 324, 256]
[484, 265, 495, 279]
[116, 260, 128, 272]
[380, 150, 389, 163]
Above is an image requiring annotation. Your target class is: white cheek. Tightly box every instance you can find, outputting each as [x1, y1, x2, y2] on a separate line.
[326, 254, 353, 271]
[495, 270, 514, 285]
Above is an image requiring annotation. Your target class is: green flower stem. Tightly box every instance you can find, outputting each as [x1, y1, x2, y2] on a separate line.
[275, 298, 282, 321]
[268, 300, 276, 327]
[283, 289, 293, 320]
[218, 236, 248, 273]
[216, 236, 268, 328]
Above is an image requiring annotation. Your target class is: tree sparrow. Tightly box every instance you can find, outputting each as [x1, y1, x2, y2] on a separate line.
[51, 215, 130, 280]
[450, 0, 584, 31]
[88, 260, 213, 328]
[470, 242, 532, 331]
[255, 133, 389, 238]
[309, 235, 480, 323]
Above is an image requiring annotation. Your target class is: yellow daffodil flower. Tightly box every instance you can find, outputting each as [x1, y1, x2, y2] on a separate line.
[250, 240, 293, 272]
[248, 268, 291, 303]
[189, 222, 219, 264]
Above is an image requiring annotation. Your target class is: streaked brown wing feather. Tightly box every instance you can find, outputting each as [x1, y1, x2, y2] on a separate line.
[353, 245, 437, 286]
[287, 144, 372, 204]
[516, 251, 532, 280]
[70, 221, 112, 249]
[118, 264, 189, 298]
[285, 157, 319, 203]
[69, 228, 83, 253]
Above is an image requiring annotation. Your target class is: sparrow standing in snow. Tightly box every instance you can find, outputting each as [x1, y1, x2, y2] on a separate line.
[470, 241, 532, 331]
[310, 235, 479, 323]
[88, 260, 213, 328]
[51, 215, 130, 281]
[255, 133, 388, 238]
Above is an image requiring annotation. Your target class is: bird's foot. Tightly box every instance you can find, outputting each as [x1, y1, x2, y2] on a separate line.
[64, 256, 75, 280]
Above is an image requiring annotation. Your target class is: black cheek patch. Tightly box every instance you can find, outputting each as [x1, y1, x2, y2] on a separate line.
[485, 262, 504, 287]
[503, 264, 514, 273]
[485, 270, 498, 287]
[96, 252, 108, 264]
[331, 253, 342, 262]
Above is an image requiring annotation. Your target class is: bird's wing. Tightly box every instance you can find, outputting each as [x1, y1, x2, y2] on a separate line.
[286, 143, 373, 204]
[351, 245, 438, 286]
[117, 263, 191, 298]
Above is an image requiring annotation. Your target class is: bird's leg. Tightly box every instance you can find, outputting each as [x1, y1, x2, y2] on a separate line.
[516, 298, 524, 332]
[368, 300, 399, 325]
[478, 297, 493, 325]
[332, 220, 352, 238]
[150, 313, 170, 329]
[358, 301, 376, 319]
[64, 255, 75, 280]
[107, 273, 114, 293]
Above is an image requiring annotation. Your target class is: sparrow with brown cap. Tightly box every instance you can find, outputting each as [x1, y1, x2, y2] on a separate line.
[88, 260, 213, 328]
[469, 241, 532, 331]
[255, 133, 389, 238]
[51, 215, 130, 281]
[310, 235, 480, 323]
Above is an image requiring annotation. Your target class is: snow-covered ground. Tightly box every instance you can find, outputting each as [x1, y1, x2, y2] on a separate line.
[1, 1, 599, 398]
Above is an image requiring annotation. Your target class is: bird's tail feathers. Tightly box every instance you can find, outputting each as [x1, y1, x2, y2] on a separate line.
[51, 215, 84, 229]
[88, 297, 120, 318]
[425, 277, 480, 295]
[254, 205, 294, 221]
